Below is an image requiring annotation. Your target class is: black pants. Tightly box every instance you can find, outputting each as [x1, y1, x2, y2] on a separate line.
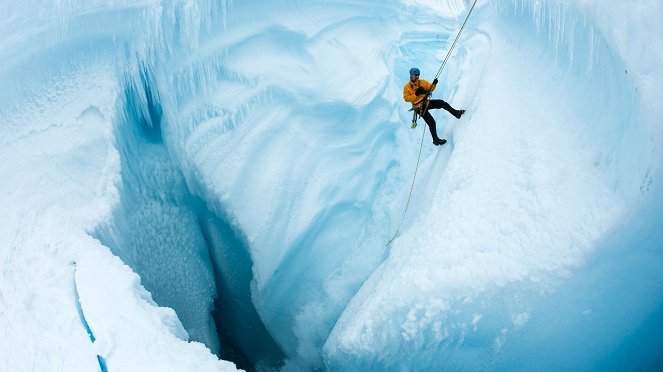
[419, 99, 457, 141]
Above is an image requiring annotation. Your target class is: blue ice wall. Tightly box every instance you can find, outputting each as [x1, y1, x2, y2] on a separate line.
[493, 0, 650, 196]
[322, 1, 662, 370]
[489, 3, 663, 369]
[94, 66, 220, 353]
[94, 64, 284, 369]
[10, 0, 657, 369]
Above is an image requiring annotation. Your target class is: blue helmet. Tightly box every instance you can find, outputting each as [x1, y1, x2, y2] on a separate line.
[409, 67, 420, 75]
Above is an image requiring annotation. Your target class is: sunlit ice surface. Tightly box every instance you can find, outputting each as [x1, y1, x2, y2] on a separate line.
[1, 0, 662, 370]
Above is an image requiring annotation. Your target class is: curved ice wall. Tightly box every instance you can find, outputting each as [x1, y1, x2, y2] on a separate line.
[324, 0, 663, 370]
[1, 0, 662, 370]
[145, 2, 410, 369]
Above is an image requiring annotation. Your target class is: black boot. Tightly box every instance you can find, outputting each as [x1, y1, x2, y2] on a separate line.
[454, 109, 465, 119]
[433, 138, 447, 146]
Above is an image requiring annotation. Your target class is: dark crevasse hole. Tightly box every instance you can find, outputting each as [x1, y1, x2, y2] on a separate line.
[93, 68, 284, 370]
[199, 209, 285, 371]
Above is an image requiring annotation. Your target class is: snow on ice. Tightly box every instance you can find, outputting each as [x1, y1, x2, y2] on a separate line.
[1, 0, 662, 371]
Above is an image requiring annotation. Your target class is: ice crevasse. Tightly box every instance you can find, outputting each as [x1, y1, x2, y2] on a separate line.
[0, 0, 662, 371]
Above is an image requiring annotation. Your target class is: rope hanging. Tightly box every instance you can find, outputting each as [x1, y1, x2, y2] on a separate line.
[434, 0, 480, 81]
[387, 0, 479, 246]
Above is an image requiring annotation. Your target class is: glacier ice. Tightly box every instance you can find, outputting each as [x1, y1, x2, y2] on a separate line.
[1, 0, 662, 371]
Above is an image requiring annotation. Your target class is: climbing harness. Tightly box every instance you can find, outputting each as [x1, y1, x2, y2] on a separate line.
[409, 99, 431, 129]
[387, 0, 479, 247]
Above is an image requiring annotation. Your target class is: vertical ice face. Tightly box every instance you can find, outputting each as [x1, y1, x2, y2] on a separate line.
[88, 0, 409, 368]
[94, 66, 220, 354]
[493, 0, 651, 195]
[149, 1, 412, 369]
[2, 0, 662, 370]
[324, 0, 662, 370]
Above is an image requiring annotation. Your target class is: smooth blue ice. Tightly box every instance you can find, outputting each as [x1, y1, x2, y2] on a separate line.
[1, 0, 661, 370]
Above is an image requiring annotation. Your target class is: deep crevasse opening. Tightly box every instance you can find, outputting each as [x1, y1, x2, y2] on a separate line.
[63, 0, 663, 369]
[1, 0, 662, 370]
[93, 66, 284, 371]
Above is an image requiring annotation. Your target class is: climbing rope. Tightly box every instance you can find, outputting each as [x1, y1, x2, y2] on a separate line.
[434, 0, 480, 81]
[387, 0, 479, 246]
[386, 121, 427, 246]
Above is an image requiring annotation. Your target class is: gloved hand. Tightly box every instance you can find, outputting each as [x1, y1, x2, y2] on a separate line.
[432, 78, 438, 85]
[415, 87, 428, 95]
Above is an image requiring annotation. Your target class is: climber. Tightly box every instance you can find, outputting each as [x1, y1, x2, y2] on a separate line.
[403, 67, 465, 146]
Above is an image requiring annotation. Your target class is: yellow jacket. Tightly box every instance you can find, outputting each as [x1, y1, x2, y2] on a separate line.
[403, 79, 437, 108]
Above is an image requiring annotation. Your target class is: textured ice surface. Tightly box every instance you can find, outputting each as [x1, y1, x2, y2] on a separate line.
[1, 0, 662, 370]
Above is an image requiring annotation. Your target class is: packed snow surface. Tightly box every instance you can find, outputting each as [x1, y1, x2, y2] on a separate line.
[1, 0, 662, 371]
